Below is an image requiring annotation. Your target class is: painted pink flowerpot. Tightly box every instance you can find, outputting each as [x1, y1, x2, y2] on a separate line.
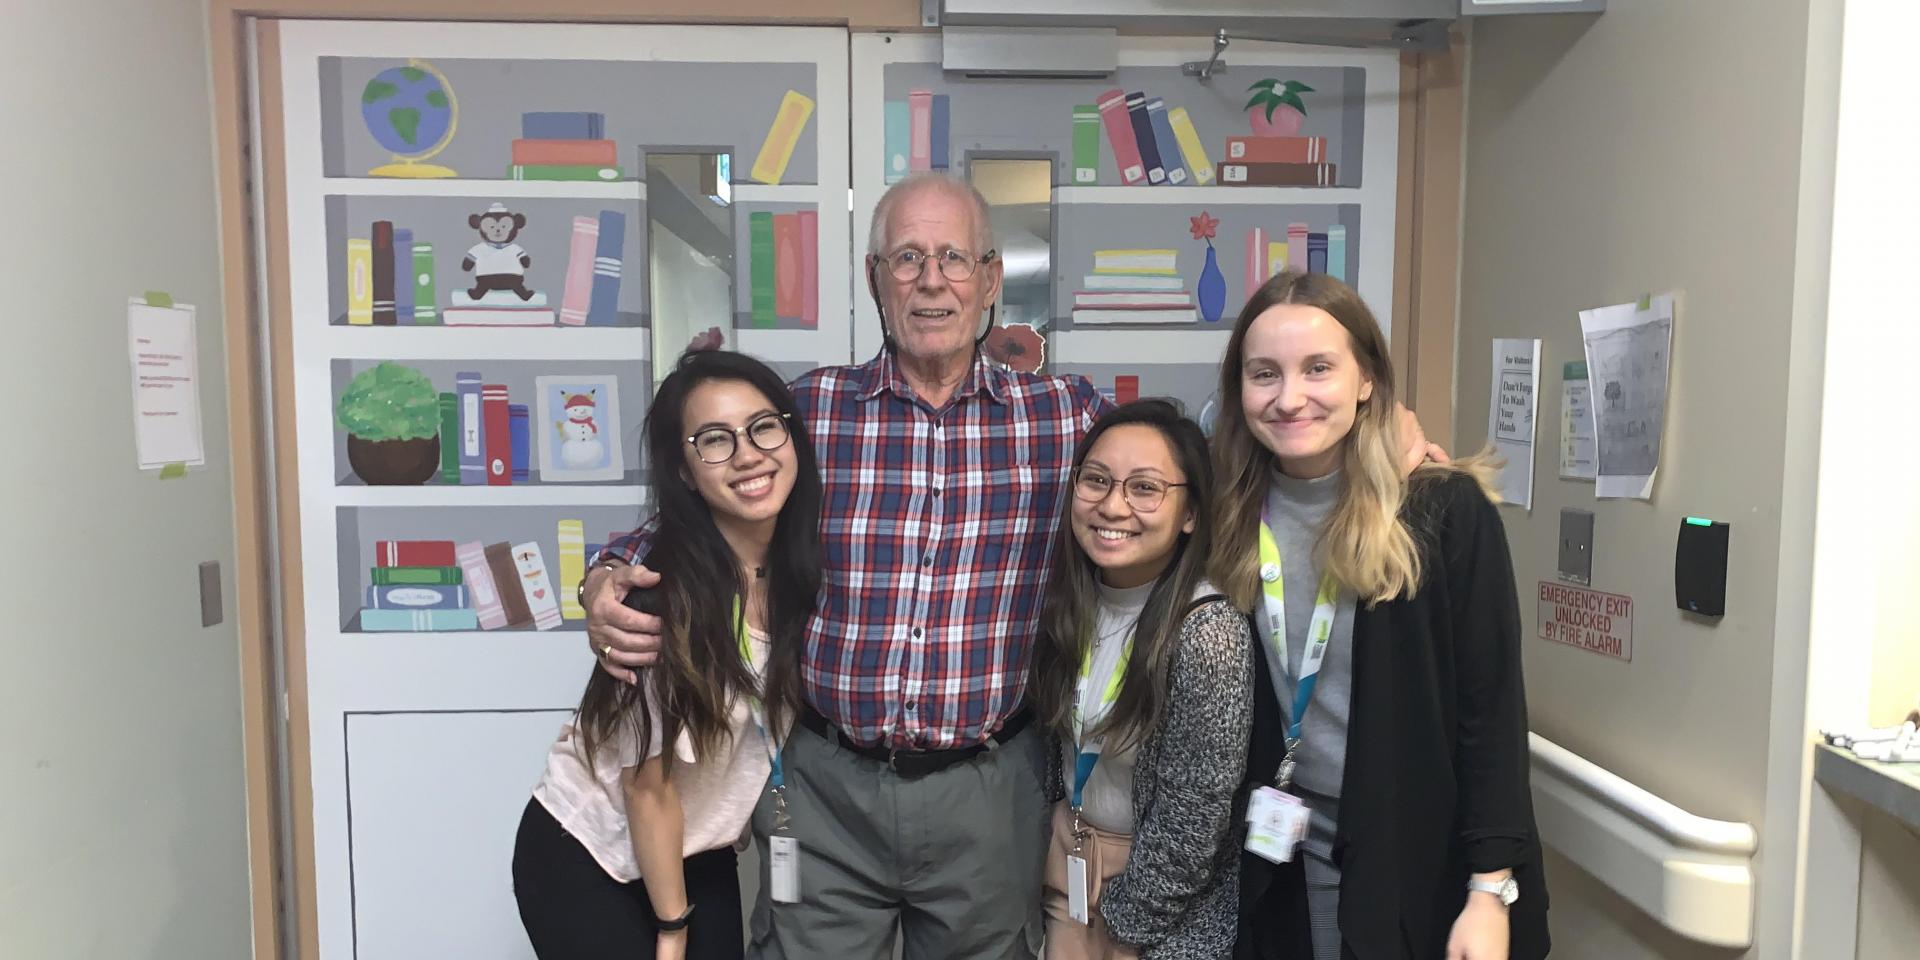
[1249, 104, 1305, 137]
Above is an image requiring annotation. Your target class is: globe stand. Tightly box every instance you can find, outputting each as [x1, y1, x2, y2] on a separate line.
[368, 158, 458, 179]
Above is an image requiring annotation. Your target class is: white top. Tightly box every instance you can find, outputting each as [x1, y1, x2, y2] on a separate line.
[532, 626, 774, 881]
[1067, 579, 1154, 834]
[466, 241, 527, 276]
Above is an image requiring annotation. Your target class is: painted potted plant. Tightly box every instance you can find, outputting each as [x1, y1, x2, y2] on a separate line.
[336, 361, 441, 485]
[1245, 78, 1315, 136]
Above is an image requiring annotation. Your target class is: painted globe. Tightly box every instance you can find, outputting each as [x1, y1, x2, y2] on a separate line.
[360, 64, 453, 158]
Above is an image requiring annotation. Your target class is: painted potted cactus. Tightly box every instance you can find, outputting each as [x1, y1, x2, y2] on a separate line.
[1245, 78, 1314, 136]
[336, 361, 442, 485]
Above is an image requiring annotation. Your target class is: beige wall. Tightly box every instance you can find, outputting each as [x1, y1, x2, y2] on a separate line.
[1457, 1, 1819, 955]
[0, 1, 251, 957]
[1855, 810, 1920, 959]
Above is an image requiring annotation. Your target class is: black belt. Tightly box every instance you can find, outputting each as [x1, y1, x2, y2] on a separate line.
[797, 705, 1031, 778]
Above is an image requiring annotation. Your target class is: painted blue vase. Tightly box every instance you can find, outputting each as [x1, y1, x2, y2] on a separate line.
[1197, 244, 1227, 323]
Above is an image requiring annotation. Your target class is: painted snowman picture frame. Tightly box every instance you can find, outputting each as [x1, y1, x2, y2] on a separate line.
[534, 374, 625, 482]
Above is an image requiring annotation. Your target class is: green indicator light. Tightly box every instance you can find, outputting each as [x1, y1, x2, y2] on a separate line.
[1685, 517, 1714, 527]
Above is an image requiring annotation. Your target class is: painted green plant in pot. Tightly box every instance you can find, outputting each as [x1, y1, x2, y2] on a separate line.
[337, 361, 441, 485]
[1246, 78, 1315, 137]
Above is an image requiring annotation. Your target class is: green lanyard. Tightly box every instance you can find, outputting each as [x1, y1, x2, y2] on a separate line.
[1255, 512, 1340, 790]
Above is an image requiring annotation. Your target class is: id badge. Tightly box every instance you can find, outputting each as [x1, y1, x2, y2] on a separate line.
[1244, 786, 1311, 864]
[768, 836, 801, 904]
[1066, 853, 1090, 924]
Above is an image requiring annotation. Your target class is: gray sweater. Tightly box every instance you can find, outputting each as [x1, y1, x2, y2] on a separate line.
[1261, 468, 1357, 800]
[1092, 597, 1255, 960]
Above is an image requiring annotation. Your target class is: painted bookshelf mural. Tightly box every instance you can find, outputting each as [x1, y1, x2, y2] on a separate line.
[859, 37, 1397, 420]
[282, 22, 851, 959]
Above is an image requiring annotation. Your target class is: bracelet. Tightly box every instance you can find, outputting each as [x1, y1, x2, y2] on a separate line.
[575, 560, 625, 607]
[655, 902, 696, 931]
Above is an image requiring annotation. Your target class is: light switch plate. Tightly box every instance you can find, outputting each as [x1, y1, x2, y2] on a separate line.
[199, 561, 223, 627]
[1558, 509, 1593, 585]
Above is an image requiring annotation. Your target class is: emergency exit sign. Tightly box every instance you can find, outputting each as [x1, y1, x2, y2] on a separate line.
[1537, 581, 1632, 661]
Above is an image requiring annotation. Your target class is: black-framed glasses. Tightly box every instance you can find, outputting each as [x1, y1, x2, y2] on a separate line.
[880, 247, 998, 283]
[686, 413, 792, 464]
[1072, 467, 1189, 513]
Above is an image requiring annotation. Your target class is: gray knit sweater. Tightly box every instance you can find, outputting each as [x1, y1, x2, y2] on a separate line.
[1051, 596, 1255, 959]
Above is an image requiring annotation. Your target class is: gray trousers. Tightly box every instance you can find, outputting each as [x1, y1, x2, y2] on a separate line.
[745, 719, 1050, 960]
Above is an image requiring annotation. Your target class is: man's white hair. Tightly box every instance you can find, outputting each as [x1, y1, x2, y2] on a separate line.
[866, 173, 997, 259]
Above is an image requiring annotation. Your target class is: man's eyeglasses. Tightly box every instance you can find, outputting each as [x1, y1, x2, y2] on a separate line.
[686, 413, 792, 464]
[878, 248, 997, 284]
[1072, 467, 1188, 513]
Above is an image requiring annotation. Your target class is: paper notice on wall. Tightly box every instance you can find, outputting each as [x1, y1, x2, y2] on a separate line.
[1579, 295, 1674, 499]
[127, 298, 206, 469]
[1487, 338, 1540, 509]
[1559, 361, 1596, 481]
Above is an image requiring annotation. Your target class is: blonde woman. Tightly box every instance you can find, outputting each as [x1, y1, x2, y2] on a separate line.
[1213, 273, 1549, 960]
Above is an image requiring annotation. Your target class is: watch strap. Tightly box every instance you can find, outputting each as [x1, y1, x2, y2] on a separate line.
[654, 902, 696, 931]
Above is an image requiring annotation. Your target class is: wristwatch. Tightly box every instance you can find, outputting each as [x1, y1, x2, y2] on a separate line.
[655, 903, 696, 931]
[1467, 876, 1519, 907]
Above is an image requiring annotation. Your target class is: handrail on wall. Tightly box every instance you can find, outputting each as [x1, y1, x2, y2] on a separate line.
[1528, 732, 1757, 949]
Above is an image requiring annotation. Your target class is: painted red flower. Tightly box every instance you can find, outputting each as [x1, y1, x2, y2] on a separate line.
[685, 326, 724, 353]
[983, 323, 1047, 374]
[1190, 211, 1220, 242]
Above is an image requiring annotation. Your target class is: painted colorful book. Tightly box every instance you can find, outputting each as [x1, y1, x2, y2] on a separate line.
[1327, 225, 1348, 282]
[1071, 307, 1199, 326]
[797, 209, 818, 329]
[369, 566, 463, 586]
[1082, 273, 1185, 292]
[393, 228, 415, 324]
[437, 392, 459, 484]
[908, 89, 932, 172]
[750, 212, 776, 327]
[507, 164, 623, 182]
[586, 209, 626, 327]
[1217, 162, 1339, 187]
[1268, 242, 1288, 280]
[1125, 92, 1165, 185]
[1071, 104, 1101, 184]
[1166, 107, 1214, 186]
[1115, 376, 1140, 404]
[558, 519, 587, 621]
[511, 139, 618, 166]
[1245, 227, 1267, 297]
[1074, 291, 1193, 308]
[483, 383, 511, 486]
[375, 540, 456, 567]
[883, 101, 910, 184]
[1092, 249, 1177, 274]
[929, 94, 950, 171]
[1095, 89, 1145, 186]
[364, 583, 469, 610]
[751, 90, 814, 186]
[1308, 232, 1329, 274]
[371, 220, 395, 326]
[485, 541, 534, 628]
[1287, 223, 1310, 273]
[774, 213, 802, 319]
[512, 541, 565, 631]
[346, 238, 372, 325]
[411, 241, 438, 324]
[521, 112, 603, 140]
[509, 403, 530, 482]
[456, 540, 507, 630]
[457, 371, 485, 485]
[558, 215, 599, 326]
[1225, 136, 1329, 164]
[1145, 98, 1187, 185]
[359, 608, 481, 632]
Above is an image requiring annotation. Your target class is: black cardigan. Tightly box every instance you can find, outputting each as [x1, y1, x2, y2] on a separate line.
[1236, 472, 1551, 960]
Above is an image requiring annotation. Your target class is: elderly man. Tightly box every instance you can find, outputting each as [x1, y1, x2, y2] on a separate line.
[582, 173, 1433, 959]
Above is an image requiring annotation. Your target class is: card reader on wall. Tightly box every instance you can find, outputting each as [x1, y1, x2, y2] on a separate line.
[1675, 517, 1729, 617]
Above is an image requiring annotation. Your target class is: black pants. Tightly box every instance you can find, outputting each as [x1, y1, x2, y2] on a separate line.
[512, 798, 743, 959]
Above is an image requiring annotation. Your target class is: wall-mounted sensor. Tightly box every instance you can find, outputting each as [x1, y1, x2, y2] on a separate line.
[1675, 517, 1729, 618]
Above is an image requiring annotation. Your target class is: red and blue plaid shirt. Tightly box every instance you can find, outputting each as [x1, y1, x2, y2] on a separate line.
[600, 349, 1110, 749]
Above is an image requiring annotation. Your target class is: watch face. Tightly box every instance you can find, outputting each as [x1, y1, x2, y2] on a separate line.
[1500, 878, 1520, 905]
